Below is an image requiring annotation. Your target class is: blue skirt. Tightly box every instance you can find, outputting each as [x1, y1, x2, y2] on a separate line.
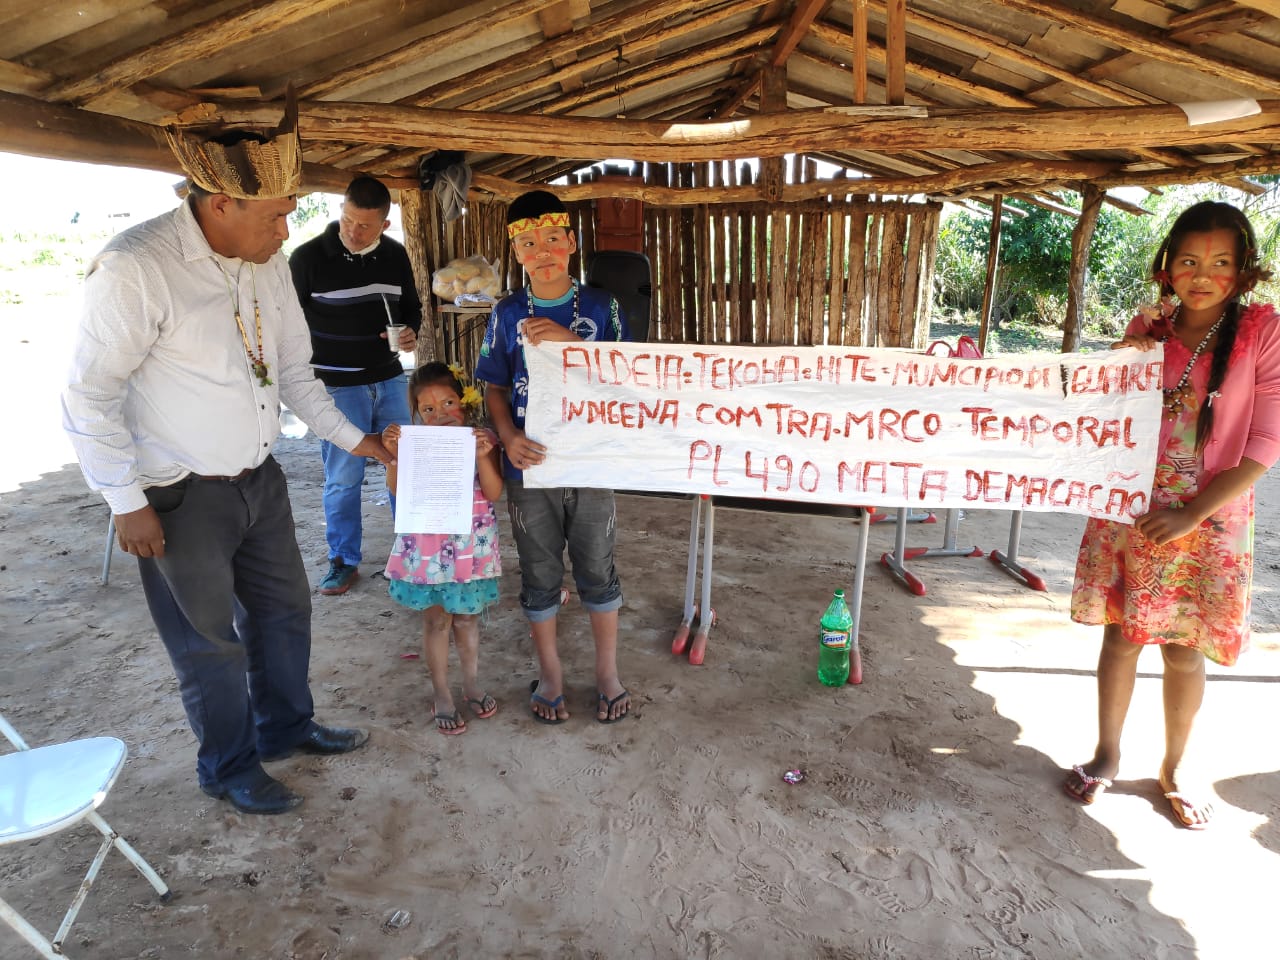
[389, 577, 501, 614]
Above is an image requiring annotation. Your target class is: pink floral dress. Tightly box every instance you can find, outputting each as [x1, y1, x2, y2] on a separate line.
[1071, 353, 1253, 666]
[385, 430, 502, 615]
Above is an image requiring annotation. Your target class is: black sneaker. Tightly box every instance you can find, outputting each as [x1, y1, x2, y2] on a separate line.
[318, 559, 358, 595]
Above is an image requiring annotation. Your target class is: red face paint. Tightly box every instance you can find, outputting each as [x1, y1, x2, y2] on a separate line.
[511, 225, 577, 297]
[1167, 227, 1240, 325]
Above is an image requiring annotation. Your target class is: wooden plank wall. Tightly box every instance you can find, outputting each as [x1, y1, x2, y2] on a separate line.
[401, 162, 942, 381]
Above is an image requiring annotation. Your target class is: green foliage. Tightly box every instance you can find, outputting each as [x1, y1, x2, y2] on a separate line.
[932, 182, 1280, 349]
[289, 193, 331, 230]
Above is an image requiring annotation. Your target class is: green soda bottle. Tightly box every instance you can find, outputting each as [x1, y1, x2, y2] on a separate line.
[818, 589, 854, 686]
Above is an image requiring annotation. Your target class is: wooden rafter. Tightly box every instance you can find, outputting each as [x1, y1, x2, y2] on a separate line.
[406, 0, 771, 111]
[42, 0, 352, 106]
[884, 0, 905, 105]
[538, 0, 589, 94]
[1218, 0, 1280, 17]
[301, 0, 563, 100]
[768, 0, 828, 67]
[852, 0, 868, 105]
[989, 0, 1280, 95]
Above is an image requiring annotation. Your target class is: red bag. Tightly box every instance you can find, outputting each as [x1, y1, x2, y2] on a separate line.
[924, 335, 983, 359]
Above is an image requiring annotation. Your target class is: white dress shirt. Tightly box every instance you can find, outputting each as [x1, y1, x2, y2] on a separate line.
[63, 200, 366, 515]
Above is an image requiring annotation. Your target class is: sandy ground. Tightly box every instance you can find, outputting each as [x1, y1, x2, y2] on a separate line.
[3, 274, 1280, 960]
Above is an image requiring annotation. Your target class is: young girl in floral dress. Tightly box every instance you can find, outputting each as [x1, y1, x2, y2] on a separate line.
[382, 363, 503, 736]
[1065, 201, 1280, 828]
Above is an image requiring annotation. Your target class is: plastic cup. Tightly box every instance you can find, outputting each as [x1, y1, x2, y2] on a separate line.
[386, 323, 407, 354]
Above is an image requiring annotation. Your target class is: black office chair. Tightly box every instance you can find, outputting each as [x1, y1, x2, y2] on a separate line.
[586, 250, 651, 342]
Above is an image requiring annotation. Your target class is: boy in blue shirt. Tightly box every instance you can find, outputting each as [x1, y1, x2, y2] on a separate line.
[475, 190, 631, 724]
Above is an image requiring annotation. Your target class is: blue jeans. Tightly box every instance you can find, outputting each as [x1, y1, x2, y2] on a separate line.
[506, 480, 623, 622]
[137, 458, 317, 789]
[321, 376, 409, 565]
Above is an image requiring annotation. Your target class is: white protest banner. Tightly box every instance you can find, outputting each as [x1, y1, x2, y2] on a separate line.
[523, 342, 1163, 522]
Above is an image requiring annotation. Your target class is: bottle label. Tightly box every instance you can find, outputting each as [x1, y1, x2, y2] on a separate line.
[821, 629, 850, 650]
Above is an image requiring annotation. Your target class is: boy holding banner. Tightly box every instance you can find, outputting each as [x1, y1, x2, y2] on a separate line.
[475, 190, 632, 724]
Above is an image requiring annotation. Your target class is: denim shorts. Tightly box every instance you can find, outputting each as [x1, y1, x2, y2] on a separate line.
[506, 480, 623, 621]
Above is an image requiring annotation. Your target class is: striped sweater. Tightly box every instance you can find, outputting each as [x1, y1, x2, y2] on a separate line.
[288, 221, 423, 387]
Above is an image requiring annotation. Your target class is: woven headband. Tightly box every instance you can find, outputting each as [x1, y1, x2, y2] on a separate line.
[507, 212, 570, 239]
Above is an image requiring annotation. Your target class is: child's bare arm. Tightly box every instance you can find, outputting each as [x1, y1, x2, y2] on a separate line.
[475, 429, 504, 501]
[1135, 457, 1267, 545]
[381, 423, 400, 492]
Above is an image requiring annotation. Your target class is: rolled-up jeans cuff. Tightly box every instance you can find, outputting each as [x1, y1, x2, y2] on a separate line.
[524, 602, 562, 624]
[579, 595, 623, 615]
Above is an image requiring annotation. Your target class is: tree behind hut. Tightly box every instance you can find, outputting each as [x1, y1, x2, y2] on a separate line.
[932, 184, 1280, 350]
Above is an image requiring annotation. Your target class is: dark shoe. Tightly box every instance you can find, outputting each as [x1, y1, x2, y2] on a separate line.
[201, 771, 303, 815]
[318, 559, 358, 595]
[259, 724, 370, 762]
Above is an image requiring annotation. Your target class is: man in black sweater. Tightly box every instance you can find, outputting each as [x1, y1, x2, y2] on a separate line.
[289, 175, 423, 595]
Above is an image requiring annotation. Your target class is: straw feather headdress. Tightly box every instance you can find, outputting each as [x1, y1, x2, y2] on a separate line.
[165, 87, 301, 200]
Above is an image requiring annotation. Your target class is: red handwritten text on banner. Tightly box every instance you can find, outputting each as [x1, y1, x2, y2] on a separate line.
[522, 343, 1162, 521]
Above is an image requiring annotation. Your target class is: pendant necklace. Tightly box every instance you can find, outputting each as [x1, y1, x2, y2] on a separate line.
[212, 259, 272, 391]
[1162, 304, 1224, 421]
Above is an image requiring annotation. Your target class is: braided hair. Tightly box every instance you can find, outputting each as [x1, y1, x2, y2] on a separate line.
[1150, 201, 1271, 453]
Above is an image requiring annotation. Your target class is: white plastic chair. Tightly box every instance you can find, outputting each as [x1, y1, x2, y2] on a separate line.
[0, 713, 169, 958]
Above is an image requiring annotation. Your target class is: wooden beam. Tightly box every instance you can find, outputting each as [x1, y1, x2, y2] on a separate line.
[852, 0, 868, 105]
[1095, 152, 1280, 188]
[1225, 0, 1280, 18]
[409, 0, 773, 110]
[808, 26, 1033, 108]
[0, 92, 414, 195]
[42, 0, 351, 106]
[769, 0, 828, 67]
[199, 96, 1280, 159]
[0, 58, 51, 96]
[302, 0, 565, 101]
[6, 90, 1280, 197]
[989, 0, 1280, 95]
[488, 25, 779, 115]
[884, 0, 906, 106]
[471, 158, 1116, 204]
[881, 4, 1146, 106]
[537, 0, 587, 93]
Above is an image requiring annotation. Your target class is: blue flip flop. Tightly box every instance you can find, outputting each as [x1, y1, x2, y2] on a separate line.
[530, 680, 567, 725]
[596, 689, 630, 724]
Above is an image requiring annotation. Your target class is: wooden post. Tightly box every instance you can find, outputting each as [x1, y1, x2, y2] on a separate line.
[759, 66, 787, 204]
[851, 0, 868, 105]
[397, 187, 441, 364]
[884, 0, 907, 106]
[977, 195, 1004, 356]
[1063, 184, 1105, 353]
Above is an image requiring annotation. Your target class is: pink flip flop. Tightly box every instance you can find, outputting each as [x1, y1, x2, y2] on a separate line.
[1063, 764, 1112, 805]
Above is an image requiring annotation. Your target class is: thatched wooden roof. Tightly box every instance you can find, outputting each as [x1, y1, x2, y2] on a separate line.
[5, 0, 1280, 206]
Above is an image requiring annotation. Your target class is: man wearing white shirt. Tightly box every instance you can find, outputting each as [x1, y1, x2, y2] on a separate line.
[62, 102, 386, 815]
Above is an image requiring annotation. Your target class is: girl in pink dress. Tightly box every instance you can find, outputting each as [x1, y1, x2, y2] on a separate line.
[1065, 201, 1280, 828]
[382, 363, 504, 736]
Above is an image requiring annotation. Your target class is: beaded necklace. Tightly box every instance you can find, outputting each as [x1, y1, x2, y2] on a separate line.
[213, 258, 272, 387]
[1162, 304, 1224, 421]
[526, 279, 580, 330]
